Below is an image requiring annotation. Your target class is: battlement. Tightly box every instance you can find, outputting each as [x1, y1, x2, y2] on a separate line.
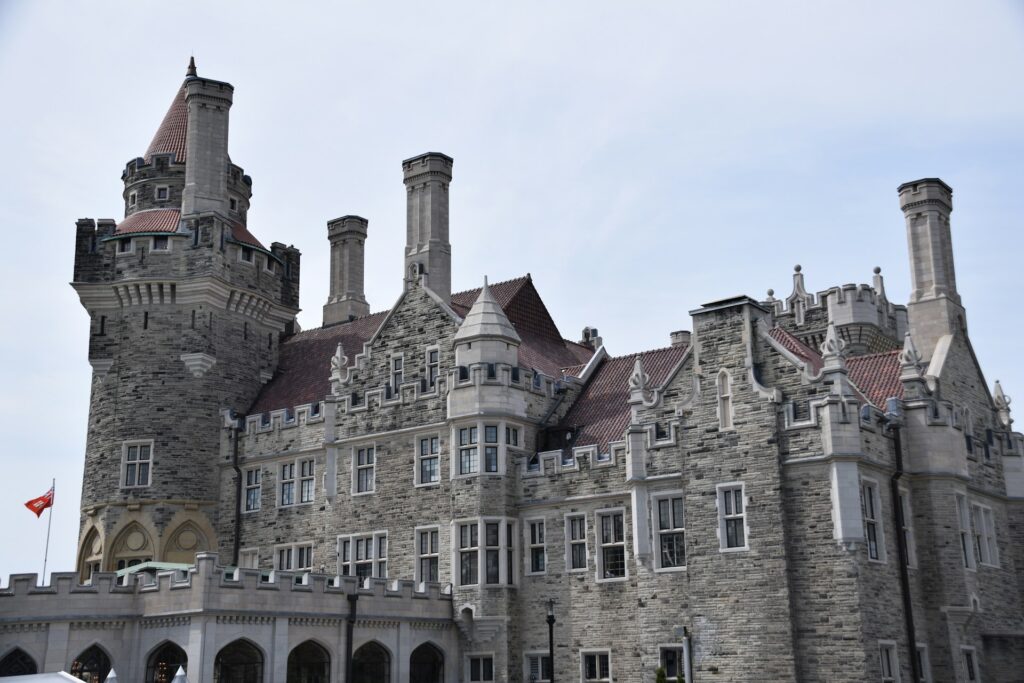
[0, 553, 453, 625]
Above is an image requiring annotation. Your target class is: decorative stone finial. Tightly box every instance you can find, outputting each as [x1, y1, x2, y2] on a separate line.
[794, 264, 802, 273]
[329, 342, 349, 393]
[994, 380, 1013, 428]
[872, 266, 888, 302]
[186, 56, 197, 78]
[766, 288, 775, 301]
[628, 356, 654, 405]
[819, 321, 846, 361]
[898, 332, 922, 368]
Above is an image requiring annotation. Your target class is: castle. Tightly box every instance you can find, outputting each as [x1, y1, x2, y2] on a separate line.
[0, 60, 1021, 683]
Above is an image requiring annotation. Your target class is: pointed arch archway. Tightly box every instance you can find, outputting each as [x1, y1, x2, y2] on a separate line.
[69, 644, 112, 683]
[287, 640, 330, 682]
[146, 640, 187, 683]
[109, 521, 155, 575]
[409, 642, 444, 683]
[163, 520, 210, 564]
[0, 647, 38, 676]
[77, 526, 103, 582]
[352, 641, 390, 683]
[214, 638, 264, 683]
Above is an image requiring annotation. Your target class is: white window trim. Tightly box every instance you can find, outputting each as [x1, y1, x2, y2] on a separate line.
[524, 516, 547, 576]
[115, 237, 135, 256]
[716, 482, 749, 553]
[658, 643, 688, 683]
[466, 652, 496, 683]
[352, 444, 376, 496]
[414, 433, 441, 488]
[243, 466, 262, 513]
[915, 644, 933, 683]
[262, 255, 277, 274]
[337, 530, 388, 580]
[523, 652, 552, 683]
[153, 185, 170, 201]
[451, 517, 517, 587]
[878, 640, 901, 683]
[960, 646, 980, 682]
[128, 191, 137, 207]
[595, 507, 629, 582]
[451, 420, 514, 480]
[565, 512, 590, 573]
[652, 490, 686, 572]
[277, 459, 313, 508]
[861, 477, 886, 563]
[150, 235, 172, 252]
[425, 345, 441, 392]
[237, 245, 255, 265]
[238, 547, 259, 569]
[274, 541, 313, 571]
[970, 502, 999, 567]
[716, 369, 735, 431]
[414, 524, 441, 585]
[955, 492, 976, 571]
[298, 457, 316, 504]
[120, 439, 154, 489]
[580, 648, 612, 683]
[898, 486, 916, 568]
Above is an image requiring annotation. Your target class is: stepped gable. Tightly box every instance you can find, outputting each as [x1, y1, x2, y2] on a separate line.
[769, 326, 824, 373]
[144, 85, 188, 163]
[846, 350, 903, 408]
[452, 276, 592, 377]
[115, 208, 181, 234]
[249, 311, 388, 415]
[559, 345, 687, 453]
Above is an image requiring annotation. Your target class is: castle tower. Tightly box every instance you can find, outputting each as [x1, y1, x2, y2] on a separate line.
[322, 215, 370, 325]
[403, 152, 453, 302]
[70, 60, 300, 580]
[899, 178, 966, 360]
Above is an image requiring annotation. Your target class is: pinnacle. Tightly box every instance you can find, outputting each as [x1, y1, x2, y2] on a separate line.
[186, 56, 197, 78]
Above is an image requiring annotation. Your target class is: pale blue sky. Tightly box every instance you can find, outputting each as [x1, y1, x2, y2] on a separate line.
[1, 1, 1022, 581]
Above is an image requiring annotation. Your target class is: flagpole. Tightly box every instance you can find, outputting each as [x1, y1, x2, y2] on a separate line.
[42, 478, 54, 582]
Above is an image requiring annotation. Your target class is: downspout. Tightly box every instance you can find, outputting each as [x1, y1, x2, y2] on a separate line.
[884, 398, 920, 683]
[231, 413, 243, 566]
[345, 594, 359, 681]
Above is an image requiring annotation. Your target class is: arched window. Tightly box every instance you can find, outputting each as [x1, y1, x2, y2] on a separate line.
[717, 370, 733, 430]
[70, 645, 111, 683]
[352, 642, 390, 683]
[409, 643, 444, 683]
[0, 648, 38, 676]
[78, 527, 103, 583]
[147, 641, 187, 683]
[287, 640, 330, 683]
[215, 639, 263, 683]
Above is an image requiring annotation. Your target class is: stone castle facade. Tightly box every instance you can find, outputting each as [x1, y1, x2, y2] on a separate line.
[1, 61, 1022, 683]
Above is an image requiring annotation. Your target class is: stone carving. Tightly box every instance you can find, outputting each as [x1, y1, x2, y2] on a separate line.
[330, 342, 349, 394]
[994, 380, 1013, 428]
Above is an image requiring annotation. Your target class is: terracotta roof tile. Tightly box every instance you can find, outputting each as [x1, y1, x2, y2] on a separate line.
[846, 350, 903, 408]
[144, 85, 188, 163]
[115, 209, 181, 234]
[230, 220, 266, 250]
[769, 326, 824, 373]
[558, 346, 687, 453]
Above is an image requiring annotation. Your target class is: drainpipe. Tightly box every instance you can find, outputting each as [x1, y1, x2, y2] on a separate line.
[230, 412, 243, 566]
[346, 594, 359, 682]
[884, 398, 920, 683]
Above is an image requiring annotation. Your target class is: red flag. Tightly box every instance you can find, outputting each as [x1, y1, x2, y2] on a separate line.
[24, 487, 54, 518]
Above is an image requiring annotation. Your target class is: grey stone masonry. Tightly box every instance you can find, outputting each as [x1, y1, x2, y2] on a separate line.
[323, 215, 370, 325]
[403, 153, 453, 302]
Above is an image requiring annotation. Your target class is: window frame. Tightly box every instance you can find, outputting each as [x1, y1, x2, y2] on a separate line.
[955, 493, 976, 570]
[238, 246, 254, 264]
[390, 354, 404, 394]
[352, 445, 376, 495]
[467, 653, 495, 683]
[238, 547, 259, 569]
[580, 649, 612, 683]
[154, 185, 170, 201]
[151, 235, 171, 252]
[915, 644, 932, 683]
[960, 646, 980, 682]
[298, 457, 315, 504]
[717, 482, 749, 552]
[415, 434, 441, 487]
[279, 461, 296, 507]
[121, 439, 154, 489]
[659, 645, 687, 682]
[524, 652, 552, 683]
[898, 487, 916, 568]
[525, 517, 546, 576]
[970, 502, 999, 567]
[565, 513, 589, 573]
[243, 466, 262, 513]
[338, 531, 388, 579]
[274, 542, 313, 571]
[453, 517, 517, 587]
[878, 640, 901, 683]
[414, 525, 440, 585]
[425, 346, 440, 390]
[595, 507, 628, 582]
[653, 491, 686, 571]
[716, 369, 734, 430]
[861, 478, 886, 563]
[116, 237, 134, 255]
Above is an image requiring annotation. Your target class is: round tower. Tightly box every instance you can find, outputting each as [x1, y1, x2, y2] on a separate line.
[70, 60, 300, 580]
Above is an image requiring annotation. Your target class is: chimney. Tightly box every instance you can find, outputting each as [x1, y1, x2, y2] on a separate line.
[898, 178, 966, 360]
[580, 326, 603, 349]
[181, 73, 234, 217]
[670, 330, 691, 348]
[402, 153, 453, 302]
[323, 216, 370, 325]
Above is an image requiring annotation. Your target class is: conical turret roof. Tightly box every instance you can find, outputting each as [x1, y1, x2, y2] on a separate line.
[144, 84, 188, 163]
[453, 277, 521, 344]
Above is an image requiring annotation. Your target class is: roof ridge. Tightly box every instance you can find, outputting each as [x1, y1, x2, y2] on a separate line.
[450, 275, 529, 299]
[846, 349, 902, 361]
[605, 344, 686, 361]
[284, 310, 390, 339]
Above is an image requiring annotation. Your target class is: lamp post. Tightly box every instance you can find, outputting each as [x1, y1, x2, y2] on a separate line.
[546, 598, 556, 683]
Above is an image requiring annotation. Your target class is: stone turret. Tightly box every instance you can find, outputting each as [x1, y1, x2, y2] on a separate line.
[899, 178, 966, 360]
[323, 215, 370, 325]
[403, 152, 453, 302]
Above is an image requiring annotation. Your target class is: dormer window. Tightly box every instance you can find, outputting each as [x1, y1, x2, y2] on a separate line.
[155, 186, 169, 201]
[118, 238, 132, 254]
[151, 236, 169, 251]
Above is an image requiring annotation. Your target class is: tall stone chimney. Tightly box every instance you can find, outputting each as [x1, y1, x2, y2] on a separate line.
[181, 73, 234, 217]
[403, 152, 453, 302]
[899, 178, 966, 360]
[323, 216, 370, 325]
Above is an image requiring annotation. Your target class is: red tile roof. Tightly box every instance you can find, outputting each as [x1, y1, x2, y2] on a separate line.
[115, 209, 181, 234]
[230, 220, 266, 250]
[250, 311, 389, 415]
[558, 346, 687, 453]
[144, 85, 188, 163]
[249, 276, 594, 415]
[768, 326, 824, 373]
[846, 350, 903, 408]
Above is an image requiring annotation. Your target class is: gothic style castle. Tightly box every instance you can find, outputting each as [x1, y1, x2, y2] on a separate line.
[1, 61, 1022, 683]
